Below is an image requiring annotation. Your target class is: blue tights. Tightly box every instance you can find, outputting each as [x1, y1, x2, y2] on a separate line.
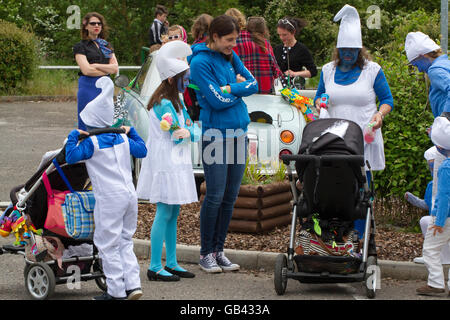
[149, 203, 186, 276]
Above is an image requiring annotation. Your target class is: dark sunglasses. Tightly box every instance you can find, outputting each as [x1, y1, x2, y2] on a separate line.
[88, 22, 102, 26]
[168, 35, 180, 40]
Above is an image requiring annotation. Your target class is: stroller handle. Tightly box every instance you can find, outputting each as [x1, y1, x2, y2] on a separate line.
[281, 154, 365, 166]
[78, 127, 126, 141]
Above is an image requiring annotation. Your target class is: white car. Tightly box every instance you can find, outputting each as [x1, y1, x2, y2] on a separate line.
[114, 50, 316, 186]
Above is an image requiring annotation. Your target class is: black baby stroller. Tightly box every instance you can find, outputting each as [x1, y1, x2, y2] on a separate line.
[276, 118, 379, 299]
[0, 128, 124, 300]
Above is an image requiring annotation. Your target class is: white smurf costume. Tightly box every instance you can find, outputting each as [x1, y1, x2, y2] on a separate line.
[136, 41, 199, 204]
[136, 41, 200, 281]
[321, 4, 386, 170]
[65, 76, 147, 299]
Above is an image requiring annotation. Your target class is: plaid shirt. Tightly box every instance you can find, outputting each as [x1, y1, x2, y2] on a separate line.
[233, 30, 283, 94]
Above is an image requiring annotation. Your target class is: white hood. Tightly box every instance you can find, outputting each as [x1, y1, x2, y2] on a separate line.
[334, 4, 362, 48]
[80, 76, 114, 128]
[431, 116, 450, 150]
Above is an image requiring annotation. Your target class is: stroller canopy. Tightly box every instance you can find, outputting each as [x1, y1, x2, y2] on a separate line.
[299, 118, 364, 156]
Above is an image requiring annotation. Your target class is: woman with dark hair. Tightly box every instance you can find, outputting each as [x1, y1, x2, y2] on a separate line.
[274, 16, 317, 87]
[73, 12, 118, 130]
[233, 16, 283, 94]
[189, 15, 258, 273]
[314, 5, 394, 239]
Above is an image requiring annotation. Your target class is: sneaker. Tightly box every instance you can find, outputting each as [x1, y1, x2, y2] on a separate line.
[416, 285, 445, 296]
[413, 257, 424, 264]
[126, 288, 143, 300]
[215, 251, 240, 272]
[199, 253, 222, 273]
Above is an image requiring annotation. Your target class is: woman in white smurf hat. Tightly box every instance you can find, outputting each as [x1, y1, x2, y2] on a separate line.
[313, 4, 394, 239]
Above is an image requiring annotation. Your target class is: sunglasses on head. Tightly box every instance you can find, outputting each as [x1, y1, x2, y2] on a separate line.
[168, 34, 181, 40]
[89, 22, 102, 26]
[278, 18, 295, 30]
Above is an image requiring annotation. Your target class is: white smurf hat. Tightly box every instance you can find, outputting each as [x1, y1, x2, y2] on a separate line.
[404, 32, 441, 62]
[80, 76, 114, 128]
[156, 40, 192, 81]
[334, 4, 362, 48]
[431, 116, 450, 150]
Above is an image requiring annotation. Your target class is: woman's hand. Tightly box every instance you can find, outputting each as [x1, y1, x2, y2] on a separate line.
[284, 69, 296, 77]
[370, 112, 383, 130]
[173, 128, 190, 139]
[236, 74, 246, 83]
[77, 129, 90, 136]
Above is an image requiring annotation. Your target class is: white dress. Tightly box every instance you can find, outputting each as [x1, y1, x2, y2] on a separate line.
[136, 107, 198, 204]
[322, 61, 386, 171]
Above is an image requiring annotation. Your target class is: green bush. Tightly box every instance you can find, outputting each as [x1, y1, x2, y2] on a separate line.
[0, 19, 38, 93]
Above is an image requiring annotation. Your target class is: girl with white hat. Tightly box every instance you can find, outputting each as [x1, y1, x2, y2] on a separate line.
[313, 4, 394, 238]
[136, 40, 200, 281]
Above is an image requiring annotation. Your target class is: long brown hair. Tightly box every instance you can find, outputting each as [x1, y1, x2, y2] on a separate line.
[332, 46, 372, 69]
[147, 70, 188, 112]
[191, 13, 213, 42]
[81, 12, 109, 41]
[207, 15, 240, 62]
[247, 17, 269, 53]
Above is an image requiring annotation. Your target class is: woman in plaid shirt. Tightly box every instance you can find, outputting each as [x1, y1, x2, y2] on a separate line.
[233, 17, 283, 94]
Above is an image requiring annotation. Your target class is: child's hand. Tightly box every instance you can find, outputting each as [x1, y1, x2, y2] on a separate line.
[431, 225, 443, 236]
[121, 126, 131, 135]
[77, 129, 89, 136]
[173, 128, 190, 139]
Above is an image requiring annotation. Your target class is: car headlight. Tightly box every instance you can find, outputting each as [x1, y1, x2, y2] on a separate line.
[280, 130, 295, 144]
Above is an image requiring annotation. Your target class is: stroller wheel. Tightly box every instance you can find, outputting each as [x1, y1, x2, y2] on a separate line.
[24, 262, 56, 300]
[274, 254, 288, 295]
[93, 259, 107, 292]
[364, 256, 378, 299]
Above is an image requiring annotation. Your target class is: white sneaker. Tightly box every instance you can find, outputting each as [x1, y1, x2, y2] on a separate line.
[199, 253, 222, 273]
[215, 251, 240, 271]
[413, 257, 424, 264]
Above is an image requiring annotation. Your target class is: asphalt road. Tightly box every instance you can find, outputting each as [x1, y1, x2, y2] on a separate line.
[0, 101, 447, 304]
[0, 101, 77, 202]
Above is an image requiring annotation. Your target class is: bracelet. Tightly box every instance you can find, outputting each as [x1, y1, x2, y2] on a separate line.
[378, 111, 384, 120]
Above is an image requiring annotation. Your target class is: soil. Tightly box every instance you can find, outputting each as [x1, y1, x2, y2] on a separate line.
[136, 202, 424, 262]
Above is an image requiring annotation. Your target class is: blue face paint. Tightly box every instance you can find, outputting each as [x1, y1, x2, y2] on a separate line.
[177, 70, 190, 93]
[338, 48, 360, 67]
[436, 146, 450, 157]
[411, 56, 432, 73]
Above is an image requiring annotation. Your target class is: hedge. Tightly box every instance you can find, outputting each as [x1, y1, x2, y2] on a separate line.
[0, 19, 37, 92]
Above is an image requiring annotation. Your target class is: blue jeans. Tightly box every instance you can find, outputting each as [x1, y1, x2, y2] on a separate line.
[200, 134, 248, 256]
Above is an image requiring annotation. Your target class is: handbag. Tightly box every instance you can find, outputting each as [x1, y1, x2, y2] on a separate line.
[42, 171, 70, 238]
[52, 159, 96, 240]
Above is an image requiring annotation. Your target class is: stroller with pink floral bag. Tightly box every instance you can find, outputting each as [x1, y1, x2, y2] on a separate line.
[0, 128, 124, 299]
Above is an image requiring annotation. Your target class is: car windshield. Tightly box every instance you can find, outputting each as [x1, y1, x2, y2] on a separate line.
[131, 55, 153, 95]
